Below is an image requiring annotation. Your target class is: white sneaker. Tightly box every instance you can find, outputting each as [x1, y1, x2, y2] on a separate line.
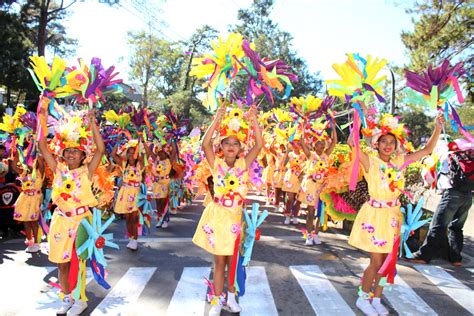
[356, 296, 378, 316]
[161, 220, 169, 228]
[26, 243, 41, 253]
[278, 205, 285, 213]
[69, 300, 88, 315]
[305, 236, 314, 246]
[371, 297, 389, 315]
[127, 239, 138, 251]
[169, 209, 177, 215]
[292, 217, 299, 225]
[284, 216, 291, 225]
[209, 298, 223, 316]
[313, 234, 322, 245]
[224, 291, 242, 313]
[56, 295, 74, 315]
[126, 239, 133, 249]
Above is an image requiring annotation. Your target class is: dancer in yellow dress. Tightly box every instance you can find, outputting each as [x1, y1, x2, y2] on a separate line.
[348, 107, 444, 316]
[261, 142, 276, 206]
[13, 156, 45, 253]
[299, 122, 337, 245]
[39, 108, 105, 315]
[112, 140, 144, 250]
[271, 144, 287, 212]
[282, 143, 306, 224]
[193, 104, 262, 316]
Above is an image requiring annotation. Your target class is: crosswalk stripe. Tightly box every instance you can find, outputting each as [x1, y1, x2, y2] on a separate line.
[290, 265, 355, 316]
[414, 265, 474, 313]
[165, 267, 211, 316]
[91, 267, 156, 316]
[240, 266, 279, 316]
[0, 265, 56, 315]
[17, 268, 94, 315]
[360, 264, 437, 315]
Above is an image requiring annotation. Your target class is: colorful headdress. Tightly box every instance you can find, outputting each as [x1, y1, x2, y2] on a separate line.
[219, 106, 249, 143]
[361, 108, 409, 150]
[305, 120, 330, 144]
[52, 110, 92, 155]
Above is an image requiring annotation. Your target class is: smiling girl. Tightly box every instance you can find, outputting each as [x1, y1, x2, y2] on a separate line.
[192, 104, 262, 316]
[38, 108, 105, 315]
[348, 107, 444, 316]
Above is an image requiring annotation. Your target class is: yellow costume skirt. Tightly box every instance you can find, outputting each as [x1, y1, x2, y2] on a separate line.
[114, 185, 140, 214]
[272, 170, 284, 188]
[48, 210, 92, 263]
[262, 165, 275, 184]
[348, 203, 402, 253]
[14, 192, 42, 222]
[298, 178, 322, 206]
[192, 201, 242, 256]
[283, 172, 301, 194]
[152, 179, 170, 199]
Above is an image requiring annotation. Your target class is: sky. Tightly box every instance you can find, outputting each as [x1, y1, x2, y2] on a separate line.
[65, 0, 415, 84]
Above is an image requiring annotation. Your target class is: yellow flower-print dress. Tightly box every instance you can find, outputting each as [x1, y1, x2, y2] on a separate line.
[283, 152, 305, 194]
[272, 152, 286, 188]
[48, 163, 98, 263]
[152, 158, 171, 199]
[192, 157, 248, 256]
[114, 162, 143, 214]
[299, 152, 327, 206]
[262, 153, 276, 185]
[348, 154, 405, 253]
[14, 171, 44, 222]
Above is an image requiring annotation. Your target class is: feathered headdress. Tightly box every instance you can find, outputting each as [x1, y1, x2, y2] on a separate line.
[219, 106, 249, 143]
[52, 110, 92, 155]
[361, 108, 409, 150]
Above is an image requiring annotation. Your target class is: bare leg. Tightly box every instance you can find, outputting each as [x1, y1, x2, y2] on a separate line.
[58, 262, 71, 294]
[274, 187, 282, 206]
[285, 192, 295, 216]
[131, 211, 139, 239]
[293, 201, 301, 217]
[361, 252, 385, 295]
[306, 206, 315, 232]
[24, 222, 33, 241]
[213, 255, 226, 296]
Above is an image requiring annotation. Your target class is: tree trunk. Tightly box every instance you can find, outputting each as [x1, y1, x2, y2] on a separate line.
[6, 86, 11, 107]
[37, 0, 49, 56]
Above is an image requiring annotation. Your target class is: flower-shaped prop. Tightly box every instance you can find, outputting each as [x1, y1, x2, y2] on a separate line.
[326, 54, 388, 191]
[404, 60, 472, 142]
[66, 57, 123, 107]
[74, 209, 119, 296]
[399, 198, 431, 258]
[307, 96, 338, 124]
[190, 33, 297, 112]
[290, 95, 323, 117]
[228, 203, 268, 296]
[136, 183, 152, 236]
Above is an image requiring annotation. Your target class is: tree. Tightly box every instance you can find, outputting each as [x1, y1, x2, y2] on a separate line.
[231, 0, 323, 107]
[128, 31, 183, 107]
[0, 6, 35, 109]
[20, 0, 77, 57]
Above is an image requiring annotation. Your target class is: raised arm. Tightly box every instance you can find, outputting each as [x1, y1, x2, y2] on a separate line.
[324, 124, 338, 156]
[201, 106, 225, 167]
[347, 124, 369, 173]
[245, 105, 263, 167]
[88, 109, 106, 179]
[38, 108, 57, 172]
[405, 112, 444, 164]
[111, 145, 122, 166]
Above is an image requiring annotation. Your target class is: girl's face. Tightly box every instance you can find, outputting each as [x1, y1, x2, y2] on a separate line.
[313, 141, 325, 154]
[221, 136, 241, 159]
[377, 134, 397, 156]
[126, 147, 137, 163]
[158, 150, 167, 160]
[63, 147, 85, 168]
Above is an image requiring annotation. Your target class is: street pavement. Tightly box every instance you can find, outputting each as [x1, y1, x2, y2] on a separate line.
[0, 193, 473, 316]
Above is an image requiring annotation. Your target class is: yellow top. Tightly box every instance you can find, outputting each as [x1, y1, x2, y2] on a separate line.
[20, 169, 44, 192]
[287, 152, 304, 174]
[212, 157, 248, 204]
[52, 163, 98, 211]
[304, 152, 328, 182]
[153, 158, 171, 177]
[122, 162, 143, 184]
[364, 154, 405, 201]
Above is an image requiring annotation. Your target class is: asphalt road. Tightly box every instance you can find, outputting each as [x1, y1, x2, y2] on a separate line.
[1, 194, 473, 316]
